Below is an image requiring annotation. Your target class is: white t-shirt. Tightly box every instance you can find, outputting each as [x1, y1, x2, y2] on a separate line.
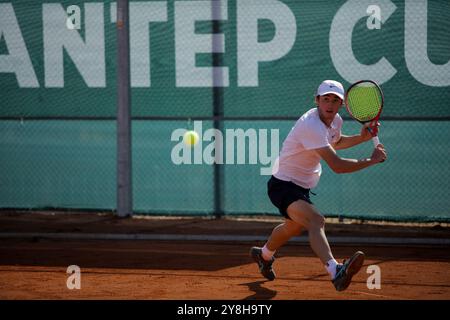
[274, 108, 343, 189]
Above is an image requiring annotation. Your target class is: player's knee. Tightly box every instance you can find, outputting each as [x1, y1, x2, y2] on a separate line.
[287, 223, 302, 236]
[310, 215, 325, 230]
[283, 221, 302, 236]
[319, 215, 326, 228]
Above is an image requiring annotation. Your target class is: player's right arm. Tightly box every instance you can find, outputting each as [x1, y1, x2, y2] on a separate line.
[315, 145, 387, 174]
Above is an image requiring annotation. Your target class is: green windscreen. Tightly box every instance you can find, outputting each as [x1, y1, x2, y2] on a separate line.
[1, 0, 450, 222]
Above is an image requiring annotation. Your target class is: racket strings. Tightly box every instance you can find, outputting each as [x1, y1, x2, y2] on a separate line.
[347, 85, 382, 122]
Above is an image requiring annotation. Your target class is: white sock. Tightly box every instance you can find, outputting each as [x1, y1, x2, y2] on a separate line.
[261, 244, 275, 261]
[325, 259, 338, 279]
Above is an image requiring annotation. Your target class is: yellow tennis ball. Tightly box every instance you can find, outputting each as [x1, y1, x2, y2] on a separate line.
[183, 130, 199, 146]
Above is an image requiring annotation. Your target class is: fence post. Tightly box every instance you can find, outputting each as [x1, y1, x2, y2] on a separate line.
[116, 0, 132, 217]
[212, 0, 224, 219]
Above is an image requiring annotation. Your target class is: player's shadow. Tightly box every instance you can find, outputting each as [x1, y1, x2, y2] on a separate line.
[240, 280, 277, 300]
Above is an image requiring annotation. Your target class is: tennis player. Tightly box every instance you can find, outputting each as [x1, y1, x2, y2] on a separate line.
[250, 80, 387, 291]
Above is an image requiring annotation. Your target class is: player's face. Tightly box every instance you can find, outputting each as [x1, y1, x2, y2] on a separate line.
[316, 94, 342, 126]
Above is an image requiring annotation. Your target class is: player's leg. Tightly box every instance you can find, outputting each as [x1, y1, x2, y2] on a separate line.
[286, 199, 333, 265]
[286, 199, 365, 291]
[264, 219, 303, 256]
[249, 219, 302, 281]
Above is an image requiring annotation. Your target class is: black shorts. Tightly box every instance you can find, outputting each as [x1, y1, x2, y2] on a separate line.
[267, 176, 313, 219]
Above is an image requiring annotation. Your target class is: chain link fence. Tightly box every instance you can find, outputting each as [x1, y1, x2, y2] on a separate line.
[1, 0, 449, 221]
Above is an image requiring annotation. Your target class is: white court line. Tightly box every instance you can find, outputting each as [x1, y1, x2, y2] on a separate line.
[349, 290, 400, 299]
[0, 232, 449, 245]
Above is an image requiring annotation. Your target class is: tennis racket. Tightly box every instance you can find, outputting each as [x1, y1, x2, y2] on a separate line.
[344, 80, 384, 147]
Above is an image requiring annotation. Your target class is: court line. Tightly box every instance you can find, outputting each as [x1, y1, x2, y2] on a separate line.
[348, 290, 399, 299]
[0, 232, 449, 245]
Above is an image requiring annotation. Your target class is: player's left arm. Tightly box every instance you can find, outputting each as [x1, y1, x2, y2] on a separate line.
[333, 123, 375, 150]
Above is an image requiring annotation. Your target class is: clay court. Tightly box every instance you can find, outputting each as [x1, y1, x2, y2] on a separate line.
[1, 212, 449, 300]
[1, 0, 450, 306]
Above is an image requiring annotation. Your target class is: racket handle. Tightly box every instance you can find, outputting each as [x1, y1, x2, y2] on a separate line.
[372, 136, 380, 147]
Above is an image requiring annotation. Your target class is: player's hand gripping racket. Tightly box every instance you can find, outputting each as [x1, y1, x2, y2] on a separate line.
[344, 80, 384, 147]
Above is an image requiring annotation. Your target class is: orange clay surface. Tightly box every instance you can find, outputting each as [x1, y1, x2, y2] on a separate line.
[1, 212, 449, 300]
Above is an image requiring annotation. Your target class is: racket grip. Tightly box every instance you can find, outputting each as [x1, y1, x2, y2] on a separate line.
[372, 136, 380, 147]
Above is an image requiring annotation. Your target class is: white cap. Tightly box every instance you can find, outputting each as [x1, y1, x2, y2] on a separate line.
[317, 80, 344, 100]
